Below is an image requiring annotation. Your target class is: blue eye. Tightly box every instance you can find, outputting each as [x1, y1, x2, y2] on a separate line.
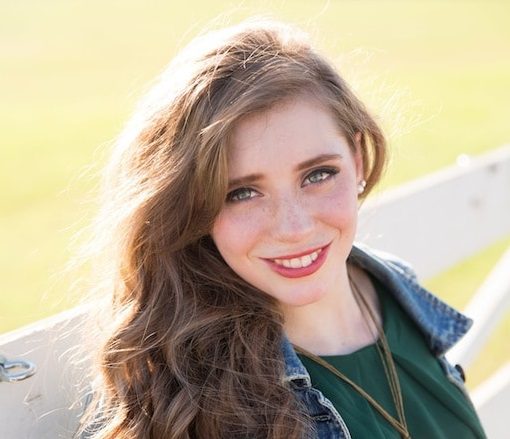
[226, 187, 258, 203]
[304, 167, 339, 186]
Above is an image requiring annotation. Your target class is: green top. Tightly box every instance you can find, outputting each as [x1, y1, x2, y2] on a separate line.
[297, 275, 486, 438]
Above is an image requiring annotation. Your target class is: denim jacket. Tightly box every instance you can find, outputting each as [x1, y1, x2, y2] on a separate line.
[281, 243, 474, 439]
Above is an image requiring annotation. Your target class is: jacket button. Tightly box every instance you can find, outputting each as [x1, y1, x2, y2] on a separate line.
[455, 364, 466, 382]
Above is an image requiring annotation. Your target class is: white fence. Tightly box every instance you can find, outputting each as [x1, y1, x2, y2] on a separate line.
[2, 145, 510, 438]
[357, 146, 510, 280]
[0, 307, 87, 438]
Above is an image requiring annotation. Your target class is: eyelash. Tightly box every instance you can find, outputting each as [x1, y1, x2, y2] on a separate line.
[303, 166, 339, 186]
[226, 167, 339, 203]
[226, 187, 259, 203]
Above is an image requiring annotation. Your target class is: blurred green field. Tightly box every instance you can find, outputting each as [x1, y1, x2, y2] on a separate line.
[1, 1, 509, 389]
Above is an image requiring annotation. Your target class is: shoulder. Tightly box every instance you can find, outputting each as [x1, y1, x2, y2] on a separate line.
[349, 242, 473, 357]
[350, 242, 419, 283]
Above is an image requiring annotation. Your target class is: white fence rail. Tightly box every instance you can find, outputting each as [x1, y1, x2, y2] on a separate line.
[0, 308, 87, 438]
[357, 145, 510, 279]
[447, 246, 510, 368]
[471, 362, 510, 439]
[2, 145, 510, 438]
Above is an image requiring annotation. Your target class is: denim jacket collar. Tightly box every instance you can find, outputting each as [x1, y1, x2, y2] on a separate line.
[281, 243, 473, 386]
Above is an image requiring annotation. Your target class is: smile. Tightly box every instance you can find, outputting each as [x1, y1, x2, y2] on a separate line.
[263, 244, 330, 279]
[273, 249, 322, 268]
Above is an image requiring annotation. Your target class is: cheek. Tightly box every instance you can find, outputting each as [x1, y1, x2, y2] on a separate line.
[211, 209, 262, 259]
[317, 181, 359, 228]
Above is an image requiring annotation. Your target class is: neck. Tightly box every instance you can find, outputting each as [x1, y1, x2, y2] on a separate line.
[282, 264, 380, 356]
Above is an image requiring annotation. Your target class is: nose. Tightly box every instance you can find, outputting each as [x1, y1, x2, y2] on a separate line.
[270, 194, 314, 243]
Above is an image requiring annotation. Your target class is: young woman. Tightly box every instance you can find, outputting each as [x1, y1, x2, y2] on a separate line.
[78, 19, 486, 439]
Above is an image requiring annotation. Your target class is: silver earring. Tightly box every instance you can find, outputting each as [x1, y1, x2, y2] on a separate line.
[357, 180, 367, 195]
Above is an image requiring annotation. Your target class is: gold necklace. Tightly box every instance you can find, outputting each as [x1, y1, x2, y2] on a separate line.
[293, 274, 411, 439]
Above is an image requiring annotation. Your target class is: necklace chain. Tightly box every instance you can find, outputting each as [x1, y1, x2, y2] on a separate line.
[292, 274, 411, 439]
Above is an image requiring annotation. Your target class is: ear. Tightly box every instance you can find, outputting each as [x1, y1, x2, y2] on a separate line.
[353, 132, 364, 182]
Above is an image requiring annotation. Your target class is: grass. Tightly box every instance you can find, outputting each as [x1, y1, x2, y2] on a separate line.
[1, 0, 509, 389]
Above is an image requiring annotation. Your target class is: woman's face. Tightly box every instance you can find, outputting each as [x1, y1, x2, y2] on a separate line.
[211, 95, 363, 308]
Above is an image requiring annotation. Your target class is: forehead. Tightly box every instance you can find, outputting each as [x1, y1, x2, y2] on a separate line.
[227, 96, 349, 174]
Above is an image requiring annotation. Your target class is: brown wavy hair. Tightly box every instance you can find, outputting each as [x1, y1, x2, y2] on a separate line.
[77, 18, 387, 439]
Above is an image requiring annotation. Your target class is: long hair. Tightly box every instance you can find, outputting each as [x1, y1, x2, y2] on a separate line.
[77, 19, 387, 439]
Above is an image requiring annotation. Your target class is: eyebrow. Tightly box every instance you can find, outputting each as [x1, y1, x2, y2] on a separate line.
[227, 153, 343, 188]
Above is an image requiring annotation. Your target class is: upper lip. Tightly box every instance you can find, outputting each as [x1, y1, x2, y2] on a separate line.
[264, 243, 329, 260]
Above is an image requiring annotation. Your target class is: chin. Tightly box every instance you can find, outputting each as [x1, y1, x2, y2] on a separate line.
[276, 288, 328, 308]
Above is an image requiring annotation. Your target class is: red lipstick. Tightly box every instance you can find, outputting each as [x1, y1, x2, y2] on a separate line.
[263, 243, 330, 279]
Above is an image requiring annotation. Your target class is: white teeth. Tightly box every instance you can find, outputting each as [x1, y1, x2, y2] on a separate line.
[301, 254, 312, 266]
[290, 258, 301, 268]
[273, 249, 322, 269]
